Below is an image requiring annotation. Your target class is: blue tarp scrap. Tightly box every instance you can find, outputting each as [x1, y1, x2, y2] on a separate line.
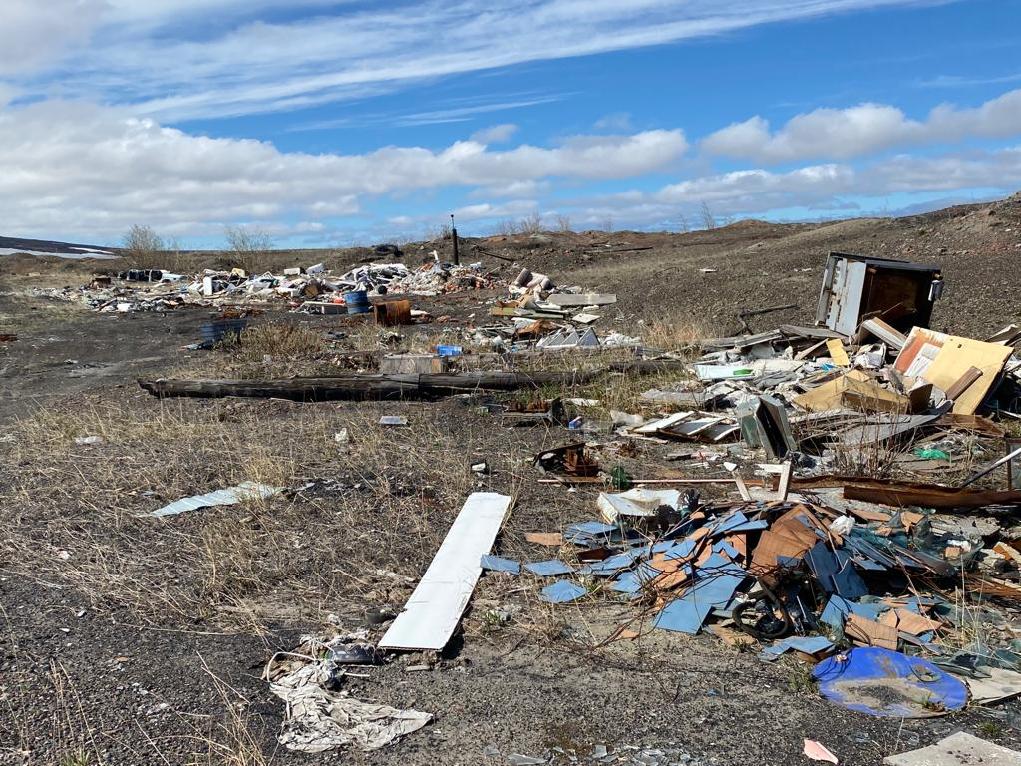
[713, 540, 741, 560]
[820, 595, 889, 631]
[813, 647, 968, 718]
[565, 521, 616, 536]
[541, 579, 588, 603]
[524, 559, 575, 577]
[761, 635, 835, 661]
[726, 519, 770, 533]
[654, 554, 746, 635]
[563, 521, 618, 545]
[806, 542, 840, 593]
[480, 555, 520, 575]
[833, 549, 869, 598]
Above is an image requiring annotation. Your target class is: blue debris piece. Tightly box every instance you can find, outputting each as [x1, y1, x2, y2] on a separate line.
[852, 556, 887, 572]
[806, 542, 840, 593]
[612, 563, 660, 595]
[713, 540, 741, 560]
[814, 647, 968, 718]
[480, 555, 520, 575]
[654, 554, 746, 635]
[563, 521, 616, 540]
[710, 511, 749, 537]
[761, 635, 835, 660]
[821, 595, 888, 631]
[541, 579, 588, 603]
[820, 595, 851, 631]
[524, 559, 575, 577]
[664, 540, 698, 560]
[777, 555, 804, 568]
[652, 540, 678, 553]
[851, 601, 888, 621]
[726, 519, 770, 533]
[832, 559, 869, 599]
[584, 550, 643, 576]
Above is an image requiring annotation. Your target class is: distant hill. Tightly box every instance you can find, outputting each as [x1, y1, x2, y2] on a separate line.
[0, 235, 117, 259]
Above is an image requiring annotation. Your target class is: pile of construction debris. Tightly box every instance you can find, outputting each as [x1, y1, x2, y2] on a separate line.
[36, 258, 502, 313]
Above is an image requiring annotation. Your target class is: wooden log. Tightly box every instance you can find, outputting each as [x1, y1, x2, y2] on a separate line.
[138, 370, 600, 402]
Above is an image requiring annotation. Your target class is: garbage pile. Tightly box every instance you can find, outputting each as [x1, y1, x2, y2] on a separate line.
[611, 321, 1021, 480]
[39, 258, 501, 313]
[486, 466, 1021, 718]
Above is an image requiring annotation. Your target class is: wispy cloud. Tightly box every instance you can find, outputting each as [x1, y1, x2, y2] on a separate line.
[6, 0, 951, 121]
[288, 94, 562, 132]
[917, 72, 1021, 88]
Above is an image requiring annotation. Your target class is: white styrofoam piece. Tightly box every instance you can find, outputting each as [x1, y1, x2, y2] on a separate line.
[379, 493, 513, 651]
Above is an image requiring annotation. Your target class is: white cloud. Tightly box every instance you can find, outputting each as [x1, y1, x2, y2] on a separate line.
[471, 124, 519, 144]
[552, 145, 1021, 229]
[702, 89, 1021, 163]
[0, 100, 686, 239]
[6, 0, 942, 120]
[0, 0, 108, 76]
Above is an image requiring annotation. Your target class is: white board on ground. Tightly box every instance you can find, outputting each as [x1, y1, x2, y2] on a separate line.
[379, 492, 513, 651]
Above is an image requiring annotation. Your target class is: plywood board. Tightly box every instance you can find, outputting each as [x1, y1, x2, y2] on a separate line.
[379, 493, 513, 650]
[922, 336, 1013, 415]
[827, 338, 850, 366]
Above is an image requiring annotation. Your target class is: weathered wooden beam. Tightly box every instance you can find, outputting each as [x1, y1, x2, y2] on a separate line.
[138, 370, 599, 402]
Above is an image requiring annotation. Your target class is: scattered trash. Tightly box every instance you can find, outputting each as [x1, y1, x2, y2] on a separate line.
[379, 415, 409, 427]
[151, 481, 283, 518]
[804, 739, 839, 764]
[74, 435, 105, 446]
[265, 635, 431, 753]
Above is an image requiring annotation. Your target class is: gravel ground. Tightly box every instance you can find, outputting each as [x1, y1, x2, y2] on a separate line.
[2, 197, 1021, 765]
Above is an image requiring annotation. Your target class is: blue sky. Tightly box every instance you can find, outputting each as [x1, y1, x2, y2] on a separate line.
[0, 0, 1019, 246]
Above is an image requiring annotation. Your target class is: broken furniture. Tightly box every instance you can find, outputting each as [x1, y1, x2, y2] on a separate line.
[816, 252, 943, 336]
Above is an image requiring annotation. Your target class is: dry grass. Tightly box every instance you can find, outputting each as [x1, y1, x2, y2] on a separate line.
[187, 659, 273, 766]
[640, 316, 721, 352]
[0, 393, 494, 632]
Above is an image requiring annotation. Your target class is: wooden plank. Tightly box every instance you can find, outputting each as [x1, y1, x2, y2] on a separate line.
[944, 366, 983, 401]
[547, 293, 617, 307]
[922, 336, 1012, 416]
[827, 338, 851, 366]
[861, 318, 907, 350]
[379, 493, 513, 651]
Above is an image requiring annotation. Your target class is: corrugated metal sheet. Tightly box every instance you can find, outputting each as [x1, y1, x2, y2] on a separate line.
[152, 481, 282, 517]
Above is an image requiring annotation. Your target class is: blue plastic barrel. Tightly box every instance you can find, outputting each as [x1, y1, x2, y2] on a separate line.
[344, 290, 370, 314]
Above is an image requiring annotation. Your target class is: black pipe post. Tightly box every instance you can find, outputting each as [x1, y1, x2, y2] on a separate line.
[450, 213, 459, 265]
